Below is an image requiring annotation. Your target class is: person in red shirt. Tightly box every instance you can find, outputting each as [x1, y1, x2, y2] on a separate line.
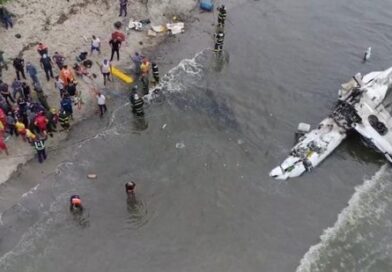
[0, 136, 9, 156]
[37, 43, 48, 56]
[34, 112, 49, 133]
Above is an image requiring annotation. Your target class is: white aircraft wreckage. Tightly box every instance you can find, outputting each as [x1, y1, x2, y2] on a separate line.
[270, 67, 392, 180]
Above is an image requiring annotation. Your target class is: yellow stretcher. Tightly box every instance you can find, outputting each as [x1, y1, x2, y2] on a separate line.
[111, 66, 134, 84]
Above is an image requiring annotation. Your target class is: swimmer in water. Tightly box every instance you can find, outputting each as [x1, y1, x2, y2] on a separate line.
[125, 181, 136, 195]
[70, 195, 83, 213]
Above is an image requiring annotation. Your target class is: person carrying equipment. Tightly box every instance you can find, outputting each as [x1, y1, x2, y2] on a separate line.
[151, 62, 160, 84]
[70, 195, 83, 213]
[217, 5, 227, 28]
[214, 30, 225, 53]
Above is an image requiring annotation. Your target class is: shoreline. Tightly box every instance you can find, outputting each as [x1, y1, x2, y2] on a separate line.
[0, 0, 199, 185]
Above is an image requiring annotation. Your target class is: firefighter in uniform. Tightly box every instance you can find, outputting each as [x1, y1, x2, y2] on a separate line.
[131, 93, 144, 117]
[58, 110, 70, 130]
[151, 62, 160, 84]
[214, 30, 225, 53]
[217, 5, 227, 28]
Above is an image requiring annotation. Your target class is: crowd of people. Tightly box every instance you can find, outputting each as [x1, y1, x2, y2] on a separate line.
[0, 0, 164, 163]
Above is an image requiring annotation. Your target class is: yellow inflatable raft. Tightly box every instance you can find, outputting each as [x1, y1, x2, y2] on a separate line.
[111, 66, 134, 84]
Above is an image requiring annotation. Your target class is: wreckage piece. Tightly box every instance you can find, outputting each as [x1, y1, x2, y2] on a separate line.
[269, 118, 347, 180]
[270, 66, 392, 180]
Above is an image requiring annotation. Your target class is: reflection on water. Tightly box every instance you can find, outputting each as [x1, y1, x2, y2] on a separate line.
[125, 195, 149, 230]
[71, 209, 90, 228]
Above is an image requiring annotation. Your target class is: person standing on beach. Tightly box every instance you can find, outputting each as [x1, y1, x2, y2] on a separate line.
[217, 5, 227, 28]
[0, 135, 9, 156]
[26, 62, 40, 87]
[0, 80, 15, 106]
[60, 65, 74, 87]
[52, 52, 65, 70]
[11, 78, 23, 99]
[100, 59, 112, 85]
[0, 7, 13, 29]
[13, 56, 26, 80]
[58, 110, 70, 130]
[54, 76, 65, 96]
[96, 91, 107, 118]
[119, 0, 128, 17]
[91, 35, 101, 55]
[151, 62, 160, 84]
[40, 54, 54, 81]
[34, 134, 47, 163]
[140, 58, 150, 95]
[37, 43, 48, 57]
[109, 38, 121, 61]
[60, 94, 73, 119]
[131, 52, 143, 76]
[0, 51, 8, 78]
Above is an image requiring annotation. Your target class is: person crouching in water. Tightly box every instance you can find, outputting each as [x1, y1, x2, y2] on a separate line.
[70, 195, 83, 213]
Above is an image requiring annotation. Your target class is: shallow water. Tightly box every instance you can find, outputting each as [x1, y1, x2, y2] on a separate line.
[1, 0, 392, 271]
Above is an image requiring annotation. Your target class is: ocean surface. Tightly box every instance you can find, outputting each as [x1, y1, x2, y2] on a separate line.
[1, 0, 392, 271]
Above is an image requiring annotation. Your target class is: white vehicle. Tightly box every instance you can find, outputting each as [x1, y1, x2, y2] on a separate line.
[270, 66, 392, 180]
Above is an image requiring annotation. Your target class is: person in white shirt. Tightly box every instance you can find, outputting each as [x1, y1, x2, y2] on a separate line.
[91, 35, 101, 55]
[96, 91, 107, 118]
[100, 59, 112, 86]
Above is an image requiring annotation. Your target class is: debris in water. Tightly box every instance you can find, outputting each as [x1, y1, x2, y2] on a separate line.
[87, 174, 97, 179]
[162, 124, 167, 129]
[176, 142, 185, 149]
[237, 139, 244, 145]
[363, 47, 372, 62]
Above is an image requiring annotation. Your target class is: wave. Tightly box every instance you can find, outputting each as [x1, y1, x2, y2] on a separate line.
[296, 165, 392, 272]
[144, 50, 208, 101]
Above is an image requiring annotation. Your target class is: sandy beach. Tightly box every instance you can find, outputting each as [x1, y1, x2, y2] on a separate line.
[0, 0, 197, 184]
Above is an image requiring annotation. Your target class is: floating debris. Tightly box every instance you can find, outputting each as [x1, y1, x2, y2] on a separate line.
[176, 142, 185, 149]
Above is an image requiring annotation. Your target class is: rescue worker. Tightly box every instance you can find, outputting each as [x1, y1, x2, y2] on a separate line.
[151, 62, 160, 84]
[69, 195, 83, 213]
[131, 93, 144, 117]
[217, 5, 227, 28]
[125, 181, 136, 195]
[214, 30, 225, 53]
[58, 110, 70, 130]
[34, 134, 47, 163]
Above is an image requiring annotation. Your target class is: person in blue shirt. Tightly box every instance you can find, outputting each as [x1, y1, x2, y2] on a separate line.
[26, 62, 40, 87]
[60, 94, 73, 119]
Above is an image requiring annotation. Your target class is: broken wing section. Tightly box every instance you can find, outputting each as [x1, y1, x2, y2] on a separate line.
[270, 118, 347, 180]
